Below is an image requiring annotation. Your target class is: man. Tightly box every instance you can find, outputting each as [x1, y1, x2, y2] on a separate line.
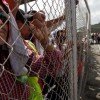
[0, 0, 31, 99]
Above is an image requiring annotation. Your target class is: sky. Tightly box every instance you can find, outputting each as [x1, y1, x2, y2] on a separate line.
[19, 0, 99, 25]
[87, 0, 100, 25]
[19, 0, 64, 21]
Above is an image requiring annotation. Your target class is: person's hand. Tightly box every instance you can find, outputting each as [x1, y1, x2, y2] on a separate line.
[30, 19, 49, 41]
[30, 19, 54, 51]
[31, 19, 43, 29]
[32, 11, 45, 23]
[30, 22, 52, 51]
[30, 23, 44, 42]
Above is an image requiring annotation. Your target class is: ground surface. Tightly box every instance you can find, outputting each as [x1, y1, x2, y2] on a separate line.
[83, 44, 100, 100]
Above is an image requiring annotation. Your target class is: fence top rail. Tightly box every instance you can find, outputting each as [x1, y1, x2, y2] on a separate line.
[84, 0, 90, 14]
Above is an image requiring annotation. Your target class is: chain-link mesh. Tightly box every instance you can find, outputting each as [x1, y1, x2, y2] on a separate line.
[76, 0, 91, 99]
[0, 0, 90, 100]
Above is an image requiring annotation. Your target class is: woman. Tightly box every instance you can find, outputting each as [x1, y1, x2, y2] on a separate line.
[15, 9, 63, 99]
[16, 8, 63, 82]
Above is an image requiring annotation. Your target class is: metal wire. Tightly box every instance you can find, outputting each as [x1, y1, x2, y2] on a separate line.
[76, 0, 91, 99]
[0, 0, 90, 100]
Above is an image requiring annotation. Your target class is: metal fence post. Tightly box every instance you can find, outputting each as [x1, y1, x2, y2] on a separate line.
[65, 0, 78, 99]
[64, 0, 74, 99]
[70, 0, 78, 100]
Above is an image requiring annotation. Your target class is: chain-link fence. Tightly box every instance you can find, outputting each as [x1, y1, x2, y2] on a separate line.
[76, 0, 91, 99]
[0, 0, 90, 100]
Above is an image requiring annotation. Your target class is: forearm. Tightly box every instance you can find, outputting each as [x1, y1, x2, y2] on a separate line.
[46, 15, 65, 28]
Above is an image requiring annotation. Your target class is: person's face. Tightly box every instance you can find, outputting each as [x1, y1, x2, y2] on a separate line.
[56, 31, 66, 44]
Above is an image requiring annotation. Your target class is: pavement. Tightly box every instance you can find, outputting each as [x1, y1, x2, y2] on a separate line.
[83, 44, 100, 100]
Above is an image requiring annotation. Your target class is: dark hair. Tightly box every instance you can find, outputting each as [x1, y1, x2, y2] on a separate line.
[16, 9, 34, 23]
[16, 9, 26, 23]
[75, 0, 79, 5]
[55, 30, 66, 43]
[27, 10, 37, 21]
[56, 30, 66, 38]
[0, 1, 9, 23]
[27, 10, 37, 14]
[0, 13, 7, 22]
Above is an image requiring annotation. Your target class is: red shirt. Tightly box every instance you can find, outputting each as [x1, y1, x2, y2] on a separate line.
[28, 49, 63, 79]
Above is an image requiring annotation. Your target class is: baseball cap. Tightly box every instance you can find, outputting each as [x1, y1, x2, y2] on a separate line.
[16, 9, 33, 23]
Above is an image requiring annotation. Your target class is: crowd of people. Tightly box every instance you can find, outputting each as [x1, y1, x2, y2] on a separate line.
[0, 0, 67, 99]
[91, 33, 100, 44]
[0, 0, 81, 99]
